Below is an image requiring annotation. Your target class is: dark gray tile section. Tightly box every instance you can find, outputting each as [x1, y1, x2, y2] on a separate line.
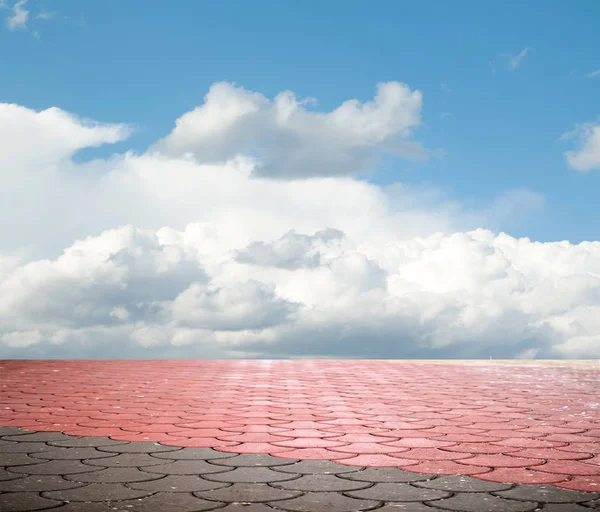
[1, 427, 599, 512]
[428, 493, 539, 511]
[0, 491, 64, 512]
[495, 484, 600, 503]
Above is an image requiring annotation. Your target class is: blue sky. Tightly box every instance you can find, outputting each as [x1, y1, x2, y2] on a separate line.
[2, 0, 599, 242]
[1, 1, 600, 359]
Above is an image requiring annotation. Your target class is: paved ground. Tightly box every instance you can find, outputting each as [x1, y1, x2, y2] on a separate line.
[1, 360, 599, 511]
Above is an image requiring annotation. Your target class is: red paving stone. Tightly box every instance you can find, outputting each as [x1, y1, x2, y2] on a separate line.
[1, 359, 599, 490]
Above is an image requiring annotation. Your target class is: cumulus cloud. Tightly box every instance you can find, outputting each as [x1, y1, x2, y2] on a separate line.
[234, 228, 344, 269]
[6, 0, 28, 30]
[152, 81, 428, 178]
[563, 122, 600, 172]
[170, 280, 298, 331]
[1, 83, 600, 359]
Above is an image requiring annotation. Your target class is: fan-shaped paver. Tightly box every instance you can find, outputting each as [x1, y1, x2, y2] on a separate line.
[1, 359, 600, 510]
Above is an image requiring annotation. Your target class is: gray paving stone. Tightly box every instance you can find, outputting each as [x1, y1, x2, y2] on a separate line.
[128, 474, 230, 492]
[339, 467, 434, 483]
[413, 475, 513, 492]
[49, 494, 224, 512]
[194, 482, 303, 502]
[48, 437, 126, 448]
[0, 441, 53, 453]
[63, 467, 162, 483]
[43, 482, 153, 501]
[8, 459, 102, 475]
[1, 432, 72, 443]
[0, 468, 23, 481]
[208, 453, 299, 467]
[375, 505, 443, 511]
[97, 442, 180, 453]
[40, 504, 117, 512]
[142, 459, 234, 475]
[584, 498, 600, 508]
[1, 453, 46, 466]
[538, 505, 595, 511]
[213, 505, 278, 512]
[347, 482, 450, 502]
[83, 453, 172, 467]
[272, 459, 362, 474]
[495, 484, 600, 503]
[428, 493, 539, 512]
[202, 466, 299, 483]
[31, 447, 117, 460]
[273, 491, 380, 511]
[0, 427, 29, 436]
[0, 491, 64, 512]
[150, 447, 237, 460]
[273, 474, 371, 492]
[0, 474, 85, 492]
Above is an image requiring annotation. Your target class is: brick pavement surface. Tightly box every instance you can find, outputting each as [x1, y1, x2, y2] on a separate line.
[1, 360, 599, 510]
[1, 427, 600, 511]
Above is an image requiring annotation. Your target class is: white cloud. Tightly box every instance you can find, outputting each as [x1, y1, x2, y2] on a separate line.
[35, 9, 54, 20]
[234, 228, 344, 269]
[507, 46, 530, 71]
[586, 70, 600, 79]
[563, 122, 600, 172]
[170, 280, 298, 331]
[1, 83, 599, 359]
[152, 81, 428, 178]
[6, 0, 28, 30]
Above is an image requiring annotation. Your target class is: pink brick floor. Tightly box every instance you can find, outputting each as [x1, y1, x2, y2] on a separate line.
[1, 360, 599, 491]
